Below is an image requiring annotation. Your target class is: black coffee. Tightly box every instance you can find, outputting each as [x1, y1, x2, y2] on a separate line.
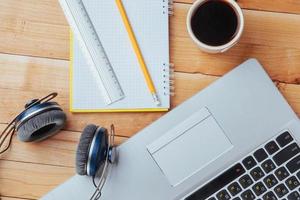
[191, 0, 238, 46]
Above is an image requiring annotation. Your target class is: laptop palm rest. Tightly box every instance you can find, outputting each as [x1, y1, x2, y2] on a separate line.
[147, 107, 233, 186]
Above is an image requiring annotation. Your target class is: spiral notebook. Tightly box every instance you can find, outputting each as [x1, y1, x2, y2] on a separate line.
[70, 0, 173, 112]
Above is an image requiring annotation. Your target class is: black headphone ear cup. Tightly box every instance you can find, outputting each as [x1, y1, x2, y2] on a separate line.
[17, 110, 66, 142]
[76, 124, 98, 176]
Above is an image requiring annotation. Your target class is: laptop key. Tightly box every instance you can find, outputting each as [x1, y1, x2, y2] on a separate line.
[262, 159, 276, 173]
[276, 132, 293, 147]
[250, 166, 265, 181]
[227, 182, 242, 196]
[274, 184, 289, 198]
[263, 174, 278, 188]
[285, 176, 300, 190]
[241, 190, 255, 200]
[254, 148, 268, 162]
[252, 182, 267, 196]
[275, 167, 290, 181]
[208, 197, 217, 200]
[242, 156, 257, 170]
[265, 141, 280, 155]
[286, 155, 300, 174]
[287, 191, 300, 200]
[297, 171, 300, 180]
[239, 175, 253, 189]
[263, 191, 277, 200]
[232, 198, 241, 200]
[216, 190, 231, 200]
[273, 143, 300, 166]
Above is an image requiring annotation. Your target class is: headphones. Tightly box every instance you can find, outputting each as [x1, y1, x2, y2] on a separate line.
[0, 93, 66, 155]
[76, 124, 117, 199]
[0, 93, 115, 199]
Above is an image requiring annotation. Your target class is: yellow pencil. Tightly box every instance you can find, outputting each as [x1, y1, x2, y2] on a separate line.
[116, 0, 161, 106]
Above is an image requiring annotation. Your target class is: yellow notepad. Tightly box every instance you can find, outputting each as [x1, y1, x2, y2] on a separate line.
[70, 0, 172, 112]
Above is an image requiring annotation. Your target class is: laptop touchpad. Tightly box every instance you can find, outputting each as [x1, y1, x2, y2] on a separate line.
[147, 107, 233, 186]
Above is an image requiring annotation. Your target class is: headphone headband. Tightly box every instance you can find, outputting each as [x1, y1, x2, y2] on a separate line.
[14, 92, 59, 128]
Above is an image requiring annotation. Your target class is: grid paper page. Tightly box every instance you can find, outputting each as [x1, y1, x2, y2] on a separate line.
[72, 0, 170, 111]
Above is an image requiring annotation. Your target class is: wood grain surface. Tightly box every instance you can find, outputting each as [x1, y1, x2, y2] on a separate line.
[0, 0, 299, 199]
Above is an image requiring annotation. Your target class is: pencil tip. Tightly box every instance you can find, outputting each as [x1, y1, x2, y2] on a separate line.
[152, 93, 161, 106]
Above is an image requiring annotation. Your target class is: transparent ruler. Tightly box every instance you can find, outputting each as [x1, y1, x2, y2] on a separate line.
[59, 0, 125, 105]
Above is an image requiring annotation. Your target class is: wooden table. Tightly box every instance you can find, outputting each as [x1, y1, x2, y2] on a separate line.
[0, 0, 300, 199]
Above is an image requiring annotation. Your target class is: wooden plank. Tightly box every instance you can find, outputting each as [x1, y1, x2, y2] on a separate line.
[174, 0, 300, 15]
[237, 0, 300, 14]
[171, 3, 300, 83]
[2, 48, 294, 92]
[0, 160, 73, 199]
[0, 54, 300, 136]
[171, 38, 300, 84]
[0, 124, 127, 167]
[0, 0, 68, 59]
[277, 82, 300, 116]
[0, 197, 33, 200]
[0, 42, 299, 89]
[0, 1, 300, 68]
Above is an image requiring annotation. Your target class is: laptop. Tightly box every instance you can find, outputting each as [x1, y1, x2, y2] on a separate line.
[42, 59, 300, 200]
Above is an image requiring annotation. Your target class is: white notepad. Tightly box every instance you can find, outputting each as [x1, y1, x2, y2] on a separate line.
[70, 0, 172, 112]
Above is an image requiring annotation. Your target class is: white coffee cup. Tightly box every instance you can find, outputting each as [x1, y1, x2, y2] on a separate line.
[187, 0, 244, 53]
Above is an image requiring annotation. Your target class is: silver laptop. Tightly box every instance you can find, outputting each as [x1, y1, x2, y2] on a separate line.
[42, 59, 300, 200]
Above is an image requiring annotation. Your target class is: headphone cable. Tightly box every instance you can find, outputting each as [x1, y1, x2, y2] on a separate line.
[0, 123, 16, 155]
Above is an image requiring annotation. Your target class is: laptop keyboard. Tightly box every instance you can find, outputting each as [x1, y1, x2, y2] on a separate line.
[186, 131, 300, 200]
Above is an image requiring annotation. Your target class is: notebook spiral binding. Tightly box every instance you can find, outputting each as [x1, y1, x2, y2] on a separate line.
[163, 63, 175, 96]
[168, 0, 174, 16]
